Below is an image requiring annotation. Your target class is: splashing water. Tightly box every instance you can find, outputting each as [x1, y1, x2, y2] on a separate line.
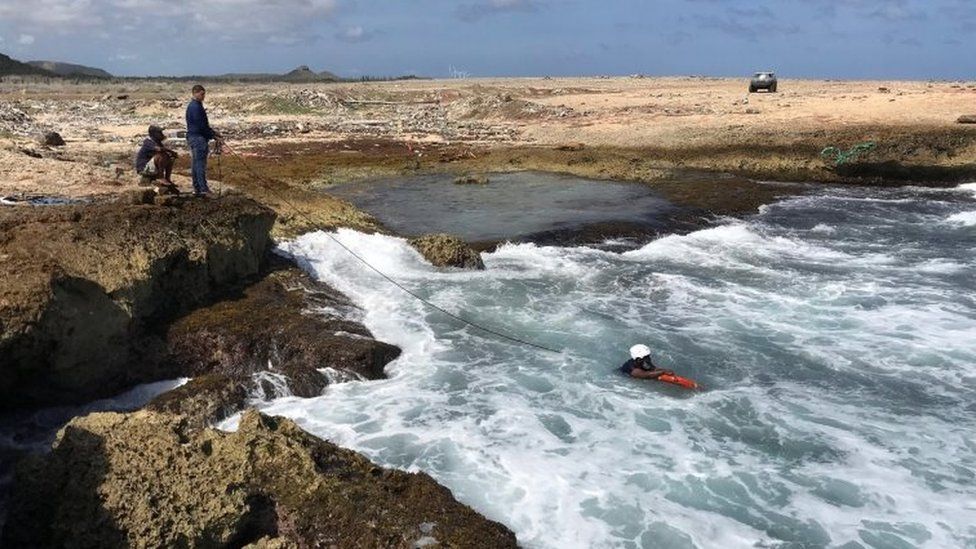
[221, 184, 976, 548]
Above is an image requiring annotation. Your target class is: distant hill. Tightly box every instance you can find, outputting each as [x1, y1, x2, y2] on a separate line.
[283, 65, 340, 82]
[28, 60, 112, 78]
[211, 65, 340, 83]
[0, 53, 56, 77]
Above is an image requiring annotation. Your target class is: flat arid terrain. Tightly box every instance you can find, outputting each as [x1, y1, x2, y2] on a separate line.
[2, 76, 975, 230]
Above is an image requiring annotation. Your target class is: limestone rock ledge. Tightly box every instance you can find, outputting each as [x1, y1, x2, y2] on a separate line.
[0, 196, 276, 409]
[150, 260, 401, 428]
[2, 410, 518, 548]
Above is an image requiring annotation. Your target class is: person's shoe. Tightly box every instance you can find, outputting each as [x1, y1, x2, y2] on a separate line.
[193, 191, 214, 199]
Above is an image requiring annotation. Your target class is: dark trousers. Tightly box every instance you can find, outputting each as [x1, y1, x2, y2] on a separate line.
[188, 135, 210, 194]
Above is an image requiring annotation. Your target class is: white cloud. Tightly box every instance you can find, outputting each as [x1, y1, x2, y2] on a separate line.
[0, 0, 338, 42]
[18, 34, 35, 45]
[336, 25, 375, 43]
[456, 0, 538, 22]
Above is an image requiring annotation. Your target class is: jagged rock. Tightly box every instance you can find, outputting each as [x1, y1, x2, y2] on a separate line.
[957, 115, 976, 124]
[164, 261, 401, 403]
[145, 374, 248, 429]
[0, 196, 276, 409]
[39, 131, 65, 147]
[2, 410, 518, 548]
[409, 233, 485, 270]
[454, 174, 489, 185]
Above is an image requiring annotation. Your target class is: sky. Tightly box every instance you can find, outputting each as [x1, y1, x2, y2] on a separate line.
[0, 0, 972, 79]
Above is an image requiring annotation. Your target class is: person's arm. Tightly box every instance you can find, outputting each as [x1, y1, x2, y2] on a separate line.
[629, 367, 672, 380]
[201, 105, 216, 141]
[159, 142, 178, 157]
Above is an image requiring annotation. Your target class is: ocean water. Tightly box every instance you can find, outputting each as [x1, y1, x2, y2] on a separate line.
[222, 183, 976, 548]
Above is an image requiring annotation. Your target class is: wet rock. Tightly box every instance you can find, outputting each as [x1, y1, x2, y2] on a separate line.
[957, 115, 976, 124]
[39, 131, 65, 147]
[165, 262, 401, 400]
[454, 174, 489, 185]
[409, 233, 486, 270]
[2, 410, 518, 548]
[0, 196, 276, 409]
[145, 374, 248, 429]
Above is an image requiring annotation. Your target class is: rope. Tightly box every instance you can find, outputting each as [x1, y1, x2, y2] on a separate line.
[221, 143, 564, 355]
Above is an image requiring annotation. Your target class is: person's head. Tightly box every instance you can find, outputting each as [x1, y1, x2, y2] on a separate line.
[191, 84, 206, 102]
[148, 125, 165, 142]
[630, 344, 651, 364]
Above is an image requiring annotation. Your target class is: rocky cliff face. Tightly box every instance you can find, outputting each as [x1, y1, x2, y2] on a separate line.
[150, 258, 401, 427]
[3, 410, 517, 548]
[0, 196, 513, 546]
[0, 196, 275, 409]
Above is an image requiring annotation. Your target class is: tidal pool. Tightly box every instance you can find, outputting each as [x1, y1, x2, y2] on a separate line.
[325, 171, 687, 246]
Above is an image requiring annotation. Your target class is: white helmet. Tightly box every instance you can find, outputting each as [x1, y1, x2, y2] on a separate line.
[630, 344, 651, 360]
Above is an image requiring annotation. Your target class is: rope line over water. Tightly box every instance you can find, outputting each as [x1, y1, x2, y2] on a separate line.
[221, 144, 564, 355]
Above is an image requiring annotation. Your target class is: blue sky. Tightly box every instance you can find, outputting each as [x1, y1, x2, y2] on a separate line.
[0, 0, 972, 79]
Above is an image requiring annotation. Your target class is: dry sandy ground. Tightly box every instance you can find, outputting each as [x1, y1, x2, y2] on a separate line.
[1, 76, 975, 200]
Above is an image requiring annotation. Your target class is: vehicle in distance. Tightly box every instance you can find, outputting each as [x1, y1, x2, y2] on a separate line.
[749, 72, 777, 93]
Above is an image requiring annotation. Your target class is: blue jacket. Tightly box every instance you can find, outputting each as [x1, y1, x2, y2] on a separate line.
[185, 99, 215, 140]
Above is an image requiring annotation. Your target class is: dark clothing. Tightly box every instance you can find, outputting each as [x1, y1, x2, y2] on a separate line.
[134, 137, 161, 172]
[188, 135, 210, 194]
[619, 357, 658, 376]
[185, 99, 215, 140]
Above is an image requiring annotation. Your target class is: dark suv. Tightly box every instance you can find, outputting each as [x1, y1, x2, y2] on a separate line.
[749, 72, 777, 93]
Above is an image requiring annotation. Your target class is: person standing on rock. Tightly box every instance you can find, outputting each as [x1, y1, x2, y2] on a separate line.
[185, 84, 223, 198]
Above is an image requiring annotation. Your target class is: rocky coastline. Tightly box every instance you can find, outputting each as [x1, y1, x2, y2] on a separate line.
[3, 76, 975, 546]
[0, 193, 511, 546]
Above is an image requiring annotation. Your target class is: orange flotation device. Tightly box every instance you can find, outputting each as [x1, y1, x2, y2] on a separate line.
[656, 373, 700, 390]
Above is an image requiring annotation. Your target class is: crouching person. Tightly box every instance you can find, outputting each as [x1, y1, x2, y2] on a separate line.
[135, 125, 179, 194]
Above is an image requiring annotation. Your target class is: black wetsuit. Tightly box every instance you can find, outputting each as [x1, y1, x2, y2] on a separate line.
[619, 357, 658, 376]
